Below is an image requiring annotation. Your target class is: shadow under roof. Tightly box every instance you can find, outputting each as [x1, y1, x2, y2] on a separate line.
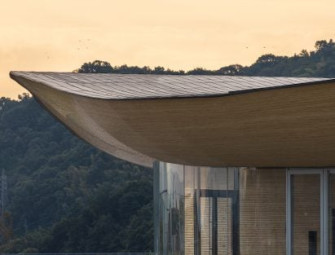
[10, 71, 335, 100]
[10, 71, 335, 168]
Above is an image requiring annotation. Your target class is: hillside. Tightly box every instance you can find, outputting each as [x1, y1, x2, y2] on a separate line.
[1, 38, 335, 252]
[0, 95, 153, 252]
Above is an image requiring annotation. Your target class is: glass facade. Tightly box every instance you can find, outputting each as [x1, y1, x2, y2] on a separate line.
[292, 174, 321, 255]
[154, 165, 335, 255]
[154, 163, 286, 255]
[239, 167, 286, 255]
[328, 172, 335, 255]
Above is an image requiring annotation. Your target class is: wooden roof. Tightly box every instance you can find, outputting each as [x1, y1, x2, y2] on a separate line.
[10, 71, 333, 99]
[10, 71, 335, 168]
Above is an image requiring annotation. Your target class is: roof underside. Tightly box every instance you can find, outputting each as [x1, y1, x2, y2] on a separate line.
[10, 71, 335, 168]
[10, 71, 334, 100]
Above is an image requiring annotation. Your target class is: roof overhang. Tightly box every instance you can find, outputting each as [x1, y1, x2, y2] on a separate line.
[10, 72, 335, 168]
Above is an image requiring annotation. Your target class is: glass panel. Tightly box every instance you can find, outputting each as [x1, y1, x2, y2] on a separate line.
[156, 165, 327, 255]
[292, 174, 320, 255]
[200, 167, 235, 190]
[197, 168, 236, 255]
[200, 197, 213, 255]
[239, 168, 286, 255]
[328, 173, 335, 255]
[217, 197, 232, 255]
[157, 162, 185, 255]
[185, 166, 198, 255]
[153, 162, 160, 255]
[155, 163, 238, 255]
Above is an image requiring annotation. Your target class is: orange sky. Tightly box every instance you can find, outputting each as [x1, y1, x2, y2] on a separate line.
[1, 0, 335, 98]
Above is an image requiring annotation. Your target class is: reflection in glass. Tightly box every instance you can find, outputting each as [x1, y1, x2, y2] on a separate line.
[155, 163, 238, 255]
[154, 164, 286, 255]
[329, 173, 335, 255]
[239, 168, 286, 255]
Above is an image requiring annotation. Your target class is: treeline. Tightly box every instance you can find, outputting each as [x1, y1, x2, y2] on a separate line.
[1, 38, 335, 252]
[77, 39, 335, 77]
[0, 95, 153, 252]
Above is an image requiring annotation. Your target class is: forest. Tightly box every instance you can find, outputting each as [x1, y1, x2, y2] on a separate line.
[0, 39, 335, 252]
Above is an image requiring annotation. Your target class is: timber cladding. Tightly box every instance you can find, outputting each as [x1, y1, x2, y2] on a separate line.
[11, 76, 154, 167]
[11, 73, 335, 167]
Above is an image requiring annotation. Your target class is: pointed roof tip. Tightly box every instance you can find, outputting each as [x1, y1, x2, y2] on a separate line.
[9, 71, 17, 78]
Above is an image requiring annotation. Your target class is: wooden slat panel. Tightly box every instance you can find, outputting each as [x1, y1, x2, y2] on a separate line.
[11, 72, 335, 167]
[201, 197, 212, 255]
[217, 198, 232, 255]
[10, 71, 333, 100]
[185, 193, 195, 255]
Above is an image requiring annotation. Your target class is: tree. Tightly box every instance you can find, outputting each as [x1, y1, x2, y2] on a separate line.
[216, 65, 244, 75]
[78, 60, 113, 73]
[315, 40, 329, 51]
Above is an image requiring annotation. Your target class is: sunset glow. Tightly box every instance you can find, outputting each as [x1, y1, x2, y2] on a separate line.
[1, 0, 335, 98]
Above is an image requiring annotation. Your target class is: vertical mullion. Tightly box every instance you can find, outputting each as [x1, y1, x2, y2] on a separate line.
[212, 197, 218, 255]
[286, 169, 292, 255]
[153, 161, 160, 255]
[233, 168, 240, 255]
[320, 169, 324, 255]
[329, 169, 335, 255]
[195, 167, 201, 255]
[322, 169, 329, 255]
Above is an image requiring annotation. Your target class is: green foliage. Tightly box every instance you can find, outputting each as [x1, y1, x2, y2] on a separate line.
[78, 39, 335, 77]
[241, 39, 335, 77]
[77, 61, 185, 75]
[0, 96, 153, 252]
[77, 60, 113, 73]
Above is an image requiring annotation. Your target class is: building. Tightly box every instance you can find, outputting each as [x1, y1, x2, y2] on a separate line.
[10, 71, 335, 255]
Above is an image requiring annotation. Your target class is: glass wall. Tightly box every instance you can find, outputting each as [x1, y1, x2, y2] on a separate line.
[154, 162, 185, 255]
[286, 169, 329, 255]
[239, 168, 286, 255]
[329, 172, 335, 255]
[154, 163, 286, 255]
[292, 174, 321, 255]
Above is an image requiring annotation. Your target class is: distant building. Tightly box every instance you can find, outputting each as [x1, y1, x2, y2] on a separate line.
[11, 72, 335, 255]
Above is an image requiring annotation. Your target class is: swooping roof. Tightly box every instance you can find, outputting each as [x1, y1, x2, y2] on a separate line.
[10, 71, 335, 167]
[10, 71, 332, 99]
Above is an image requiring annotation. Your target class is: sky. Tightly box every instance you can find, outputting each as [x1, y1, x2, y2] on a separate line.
[1, 0, 335, 99]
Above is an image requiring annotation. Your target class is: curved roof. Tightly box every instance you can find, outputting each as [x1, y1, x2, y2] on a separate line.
[10, 71, 333, 99]
[10, 71, 335, 168]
